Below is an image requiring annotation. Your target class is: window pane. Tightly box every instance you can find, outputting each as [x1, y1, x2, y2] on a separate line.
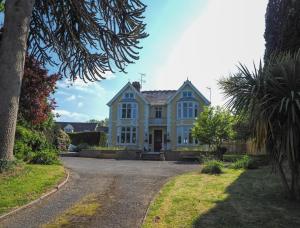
[132, 132, 136, 143]
[121, 133, 125, 143]
[126, 132, 130, 143]
[178, 136, 181, 144]
[189, 130, 193, 144]
[149, 134, 152, 144]
[127, 104, 131, 118]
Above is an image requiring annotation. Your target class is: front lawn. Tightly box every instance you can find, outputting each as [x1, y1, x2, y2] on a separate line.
[0, 164, 65, 215]
[143, 167, 300, 228]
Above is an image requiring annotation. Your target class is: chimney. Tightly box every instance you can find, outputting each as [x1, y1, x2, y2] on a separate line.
[132, 81, 141, 92]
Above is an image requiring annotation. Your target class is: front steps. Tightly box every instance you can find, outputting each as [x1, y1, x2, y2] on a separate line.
[141, 152, 165, 161]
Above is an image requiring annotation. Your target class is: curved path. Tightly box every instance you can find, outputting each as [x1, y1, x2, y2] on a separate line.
[1, 157, 198, 228]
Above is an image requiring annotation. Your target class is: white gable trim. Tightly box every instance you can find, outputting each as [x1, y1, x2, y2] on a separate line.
[106, 82, 149, 106]
[167, 80, 210, 105]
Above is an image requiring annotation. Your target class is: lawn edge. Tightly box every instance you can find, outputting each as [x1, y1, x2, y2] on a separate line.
[0, 167, 70, 221]
[141, 170, 196, 227]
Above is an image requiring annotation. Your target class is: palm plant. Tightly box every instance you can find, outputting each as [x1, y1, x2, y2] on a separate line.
[219, 51, 300, 199]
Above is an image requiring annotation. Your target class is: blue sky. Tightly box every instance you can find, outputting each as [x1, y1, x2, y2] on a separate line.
[1, 0, 268, 122]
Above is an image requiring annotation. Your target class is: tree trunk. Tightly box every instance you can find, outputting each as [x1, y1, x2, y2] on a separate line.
[277, 161, 292, 199]
[0, 0, 35, 160]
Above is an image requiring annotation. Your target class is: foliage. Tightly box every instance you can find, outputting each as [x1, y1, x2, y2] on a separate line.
[231, 155, 258, 170]
[0, 164, 64, 215]
[14, 125, 59, 164]
[264, 0, 300, 61]
[223, 154, 245, 162]
[53, 128, 71, 151]
[232, 117, 251, 142]
[0, 159, 17, 173]
[18, 55, 60, 126]
[0, 1, 4, 13]
[219, 51, 300, 199]
[88, 118, 109, 127]
[201, 160, 224, 174]
[68, 132, 106, 146]
[27, 0, 148, 80]
[192, 106, 236, 150]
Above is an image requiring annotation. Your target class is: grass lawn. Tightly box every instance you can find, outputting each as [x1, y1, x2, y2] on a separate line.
[0, 164, 65, 215]
[143, 167, 300, 228]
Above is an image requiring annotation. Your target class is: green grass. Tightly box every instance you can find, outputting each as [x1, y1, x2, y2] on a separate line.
[0, 164, 65, 215]
[143, 167, 300, 228]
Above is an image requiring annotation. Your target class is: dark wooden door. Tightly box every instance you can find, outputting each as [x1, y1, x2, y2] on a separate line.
[154, 130, 162, 152]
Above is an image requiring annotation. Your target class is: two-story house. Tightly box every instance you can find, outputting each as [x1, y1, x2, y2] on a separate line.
[107, 80, 210, 152]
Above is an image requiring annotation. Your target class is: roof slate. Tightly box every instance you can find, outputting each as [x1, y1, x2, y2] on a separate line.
[56, 122, 108, 133]
[141, 90, 176, 105]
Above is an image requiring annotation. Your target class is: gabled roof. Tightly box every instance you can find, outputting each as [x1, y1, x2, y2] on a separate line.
[167, 80, 210, 105]
[106, 82, 149, 106]
[141, 90, 176, 105]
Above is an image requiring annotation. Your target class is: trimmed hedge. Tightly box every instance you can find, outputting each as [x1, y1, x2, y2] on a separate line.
[68, 132, 107, 146]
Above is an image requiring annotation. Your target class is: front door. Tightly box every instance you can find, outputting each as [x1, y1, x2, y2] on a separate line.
[154, 130, 162, 152]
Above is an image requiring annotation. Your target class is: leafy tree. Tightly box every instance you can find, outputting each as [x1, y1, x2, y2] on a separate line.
[265, 0, 300, 61]
[88, 118, 109, 126]
[192, 106, 236, 152]
[18, 55, 60, 126]
[0, 0, 147, 161]
[0, 1, 3, 12]
[219, 52, 300, 199]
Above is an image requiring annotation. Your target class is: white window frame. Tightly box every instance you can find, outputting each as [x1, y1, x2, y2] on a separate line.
[182, 90, 193, 98]
[117, 126, 137, 145]
[119, 102, 137, 119]
[123, 91, 134, 99]
[177, 102, 199, 119]
[176, 126, 198, 145]
[155, 106, 162, 119]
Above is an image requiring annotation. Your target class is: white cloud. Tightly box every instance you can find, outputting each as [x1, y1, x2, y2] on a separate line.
[150, 0, 268, 106]
[66, 95, 76, 101]
[54, 109, 90, 121]
[78, 102, 83, 108]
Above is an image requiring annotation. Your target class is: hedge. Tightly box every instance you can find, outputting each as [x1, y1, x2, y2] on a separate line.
[68, 132, 107, 146]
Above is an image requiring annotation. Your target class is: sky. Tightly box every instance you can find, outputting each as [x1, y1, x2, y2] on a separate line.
[1, 0, 269, 122]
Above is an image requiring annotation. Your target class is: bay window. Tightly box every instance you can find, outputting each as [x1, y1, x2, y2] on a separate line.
[120, 102, 137, 119]
[177, 126, 198, 145]
[177, 102, 199, 119]
[118, 126, 137, 144]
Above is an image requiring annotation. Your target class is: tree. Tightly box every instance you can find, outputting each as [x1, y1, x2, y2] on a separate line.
[88, 118, 109, 126]
[192, 106, 236, 155]
[219, 52, 300, 199]
[19, 55, 60, 126]
[265, 0, 300, 61]
[0, 0, 147, 161]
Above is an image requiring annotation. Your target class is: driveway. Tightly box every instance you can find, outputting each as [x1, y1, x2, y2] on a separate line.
[1, 158, 198, 228]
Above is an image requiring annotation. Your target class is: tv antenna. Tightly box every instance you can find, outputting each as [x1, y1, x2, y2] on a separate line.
[139, 73, 146, 88]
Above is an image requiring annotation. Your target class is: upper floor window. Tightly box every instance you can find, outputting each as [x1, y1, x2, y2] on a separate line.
[123, 92, 134, 99]
[177, 102, 198, 119]
[120, 103, 137, 119]
[155, 107, 162, 118]
[182, 91, 192, 98]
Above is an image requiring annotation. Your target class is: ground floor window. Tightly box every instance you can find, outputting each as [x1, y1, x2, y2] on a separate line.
[117, 126, 137, 144]
[177, 126, 198, 145]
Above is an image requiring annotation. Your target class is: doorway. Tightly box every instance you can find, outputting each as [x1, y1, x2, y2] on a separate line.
[154, 130, 162, 152]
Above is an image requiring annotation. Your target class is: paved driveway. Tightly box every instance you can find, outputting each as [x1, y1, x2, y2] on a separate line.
[1, 158, 198, 228]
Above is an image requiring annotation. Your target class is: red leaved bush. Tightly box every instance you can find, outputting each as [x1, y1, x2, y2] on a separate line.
[18, 56, 60, 125]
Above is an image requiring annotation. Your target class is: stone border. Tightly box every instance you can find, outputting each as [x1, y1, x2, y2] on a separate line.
[0, 168, 70, 221]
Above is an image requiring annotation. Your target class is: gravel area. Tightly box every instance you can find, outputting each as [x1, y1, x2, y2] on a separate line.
[0, 157, 198, 228]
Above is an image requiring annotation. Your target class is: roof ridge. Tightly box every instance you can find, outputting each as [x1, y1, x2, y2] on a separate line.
[141, 90, 177, 93]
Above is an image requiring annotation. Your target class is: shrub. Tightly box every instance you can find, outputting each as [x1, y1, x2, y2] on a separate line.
[223, 154, 245, 162]
[201, 160, 224, 174]
[54, 129, 71, 151]
[231, 155, 258, 169]
[14, 125, 59, 164]
[68, 132, 105, 146]
[30, 149, 59, 165]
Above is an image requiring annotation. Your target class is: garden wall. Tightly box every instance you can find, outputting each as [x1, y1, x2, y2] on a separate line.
[68, 132, 107, 146]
